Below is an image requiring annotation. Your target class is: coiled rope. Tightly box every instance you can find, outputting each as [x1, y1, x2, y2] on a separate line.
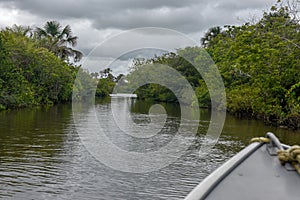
[277, 145, 300, 174]
[250, 134, 300, 175]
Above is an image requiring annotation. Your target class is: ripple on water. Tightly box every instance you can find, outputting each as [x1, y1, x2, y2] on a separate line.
[2, 101, 297, 199]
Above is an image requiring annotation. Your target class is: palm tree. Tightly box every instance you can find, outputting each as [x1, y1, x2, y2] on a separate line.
[6, 24, 33, 37]
[35, 21, 83, 62]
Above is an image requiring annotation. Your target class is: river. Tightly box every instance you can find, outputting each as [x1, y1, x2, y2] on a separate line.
[1, 97, 300, 199]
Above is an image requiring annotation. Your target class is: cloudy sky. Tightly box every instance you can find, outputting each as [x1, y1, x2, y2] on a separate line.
[0, 0, 276, 74]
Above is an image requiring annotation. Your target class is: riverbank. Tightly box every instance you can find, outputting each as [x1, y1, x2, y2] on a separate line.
[125, 3, 300, 130]
[1, 3, 299, 129]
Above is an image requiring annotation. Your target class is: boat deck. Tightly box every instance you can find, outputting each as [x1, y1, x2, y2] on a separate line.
[185, 142, 300, 200]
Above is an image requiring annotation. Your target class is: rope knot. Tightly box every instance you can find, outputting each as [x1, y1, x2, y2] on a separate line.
[277, 145, 300, 174]
[250, 134, 300, 175]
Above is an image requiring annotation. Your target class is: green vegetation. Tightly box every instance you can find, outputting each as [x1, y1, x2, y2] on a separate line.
[0, 25, 78, 109]
[35, 21, 83, 63]
[206, 1, 300, 128]
[0, 21, 119, 110]
[0, 21, 90, 110]
[126, 54, 199, 103]
[1, 1, 299, 129]
[95, 68, 116, 97]
[128, 1, 300, 129]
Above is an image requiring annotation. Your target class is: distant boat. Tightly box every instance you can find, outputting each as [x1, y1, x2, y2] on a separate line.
[185, 132, 300, 200]
[109, 93, 137, 98]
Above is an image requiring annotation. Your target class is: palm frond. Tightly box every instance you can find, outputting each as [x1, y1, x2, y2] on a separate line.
[61, 25, 72, 38]
[35, 27, 48, 38]
[67, 36, 78, 47]
[45, 21, 61, 37]
[35, 21, 83, 63]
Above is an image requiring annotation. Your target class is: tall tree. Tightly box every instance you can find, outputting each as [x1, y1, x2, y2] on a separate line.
[5, 24, 33, 37]
[35, 21, 83, 62]
[203, 1, 300, 128]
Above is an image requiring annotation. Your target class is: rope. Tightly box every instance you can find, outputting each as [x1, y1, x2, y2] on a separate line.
[277, 145, 300, 175]
[250, 136, 300, 174]
[250, 137, 270, 143]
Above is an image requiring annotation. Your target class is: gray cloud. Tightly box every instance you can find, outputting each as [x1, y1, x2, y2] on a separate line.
[0, 0, 277, 74]
[1, 0, 199, 20]
[217, 0, 274, 10]
[0, 0, 275, 33]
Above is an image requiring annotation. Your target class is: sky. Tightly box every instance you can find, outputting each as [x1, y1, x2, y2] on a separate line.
[0, 0, 277, 74]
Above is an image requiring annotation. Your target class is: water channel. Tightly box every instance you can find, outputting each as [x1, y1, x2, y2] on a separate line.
[1, 97, 300, 199]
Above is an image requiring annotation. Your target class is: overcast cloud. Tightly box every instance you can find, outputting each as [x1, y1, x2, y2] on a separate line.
[0, 0, 276, 74]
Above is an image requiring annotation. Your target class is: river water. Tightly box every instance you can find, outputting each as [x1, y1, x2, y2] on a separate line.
[1, 97, 300, 199]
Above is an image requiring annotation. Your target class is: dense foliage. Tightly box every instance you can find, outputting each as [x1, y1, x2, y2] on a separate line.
[127, 53, 200, 103]
[95, 68, 116, 97]
[0, 28, 79, 109]
[128, 2, 300, 129]
[0, 21, 118, 110]
[1, 2, 299, 129]
[205, 2, 300, 128]
[0, 21, 96, 110]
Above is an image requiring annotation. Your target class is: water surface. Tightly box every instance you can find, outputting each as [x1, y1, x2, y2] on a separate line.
[1, 98, 300, 199]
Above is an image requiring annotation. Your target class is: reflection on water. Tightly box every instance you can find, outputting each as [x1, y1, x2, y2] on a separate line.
[1, 98, 300, 199]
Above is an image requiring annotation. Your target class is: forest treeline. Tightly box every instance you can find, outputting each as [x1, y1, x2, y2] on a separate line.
[0, 21, 116, 109]
[0, 21, 80, 109]
[1, 1, 300, 129]
[127, 1, 300, 129]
